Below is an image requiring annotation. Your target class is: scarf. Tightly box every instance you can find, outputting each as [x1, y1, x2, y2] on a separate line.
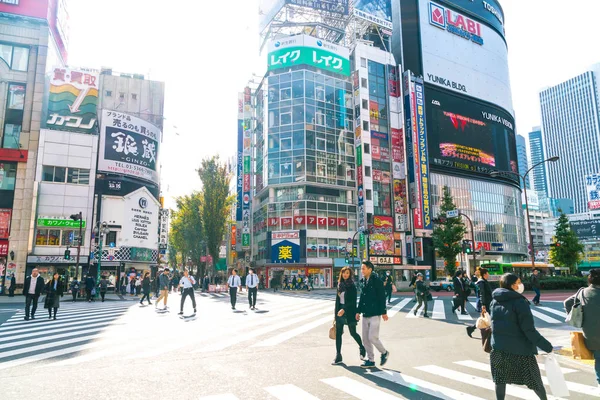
[338, 278, 354, 293]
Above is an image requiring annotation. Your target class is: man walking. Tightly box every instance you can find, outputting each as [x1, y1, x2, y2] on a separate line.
[155, 268, 171, 310]
[246, 269, 259, 310]
[531, 269, 541, 306]
[227, 269, 241, 310]
[356, 261, 390, 368]
[85, 274, 95, 302]
[178, 269, 197, 315]
[99, 275, 109, 302]
[413, 273, 430, 318]
[23, 268, 45, 320]
[383, 271, 394, 304]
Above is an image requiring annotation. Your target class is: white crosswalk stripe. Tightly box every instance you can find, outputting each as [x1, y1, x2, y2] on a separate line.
[537, 306, 567, 319]
[321, 376, 401, 399]
[265, 384, 321, 399]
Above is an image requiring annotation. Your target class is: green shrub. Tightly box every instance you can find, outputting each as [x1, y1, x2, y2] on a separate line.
[536, 276, 588, 291]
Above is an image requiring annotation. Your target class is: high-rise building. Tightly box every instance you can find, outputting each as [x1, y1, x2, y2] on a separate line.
[539, 65, 600, 213]
[528, 126, 549, 197]
[516, 134, 530, 189]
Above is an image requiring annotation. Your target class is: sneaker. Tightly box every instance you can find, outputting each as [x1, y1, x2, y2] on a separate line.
[380, 351, 390, 367]
[193, 309, 197, 313]
[331, 355, 343, 365]
[359, 346, 366, 360]
[24, 317, 29, 321]
[466, 326, 475, 338]
[178, 312, 184, 315]
[413, 309, 417, 316]
[423, 314, 430, 318]
[360, 360, 376, 369]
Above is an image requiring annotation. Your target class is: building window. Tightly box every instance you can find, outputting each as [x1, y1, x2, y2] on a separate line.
[67, 168, 90, 185]
[106, 231, 118, 246]
[361, 78, 367, 88]
[365, 166, 371, 177]
[42, 166, 90, 184]
[105, 90, 112, 97]
[364, 143, 370, 154]
[1, 124, 21, 149]
[119, 92, 125, 100]
[362, 121, 369, 131]
[131, 93, 137, 100]
[36, 228, 85, 247]
[42, 166, 67, 183]
[362, 99, 368, 110]
[0, 44, 29, 71]
[366, 189, 372, 201]
[7, 84, 25, 110]
[360, 58, 367, 68]
[0, 162, 17, 190]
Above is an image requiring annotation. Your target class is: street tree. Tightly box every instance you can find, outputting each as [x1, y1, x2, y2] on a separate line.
[198, 156, 234, 276]
[169, 192, 203, 275]
[549, 209, 584, 274]
[432, 186, 467, 276]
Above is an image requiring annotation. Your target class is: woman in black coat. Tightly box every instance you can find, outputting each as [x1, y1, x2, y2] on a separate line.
[332, 267, 365, 365]
[45, 272, 64, 320]
[139, 272, 152, 305]
[490, 273, 553, 400]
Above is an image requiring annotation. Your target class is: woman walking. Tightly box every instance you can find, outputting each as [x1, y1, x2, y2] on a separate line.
[467, 268, 493, 337]
[332, 267, 366, 365]
[140, 272, 152, 305]
[99, 275, 109, 302]
[565, 268, 600, 386]
[490, 273, 553, 400]
[45, 272, 64, 320]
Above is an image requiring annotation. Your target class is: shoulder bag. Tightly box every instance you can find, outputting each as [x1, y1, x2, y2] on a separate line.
[328, 319, 337, 340]
[481, 327, 492, 353]
[565, 288, 585, 328]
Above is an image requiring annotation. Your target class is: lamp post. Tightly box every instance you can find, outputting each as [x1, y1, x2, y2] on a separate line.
[490, 156, 559, 272]
[70, 212, 83, 280]
[94, 222, 109, 296]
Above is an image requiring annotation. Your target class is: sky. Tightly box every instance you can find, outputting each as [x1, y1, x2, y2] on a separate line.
[67, 0, 600, 208]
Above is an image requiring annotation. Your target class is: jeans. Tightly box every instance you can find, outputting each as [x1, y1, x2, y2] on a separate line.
[248, 287, 257, 308]
[25, 294, 39, 318]
[416, 294, 428, 315]
[335, 318, 363, 356]
[180, 288, 196, 312]
[533, 288, 541, 304]
[594, 350, 600, 385]
[230, 287, 238, 308]
[361, 316, 386, 362]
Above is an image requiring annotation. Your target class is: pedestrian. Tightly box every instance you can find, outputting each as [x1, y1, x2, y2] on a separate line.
[178, 269, 197, 315]
[135, 276, 142, 296]
[413, 273, 430, 318]
[408, 274, 417, 302]
[490, 273, 552, 400]
[44, 272, 63, 320]
[69, 279, 79, 302]
[85, 274, 95, 302]
[8, 274, 15, 297]
[467, 268, 493, 337]
[356, 261, 390, 368]
[271, 276, 278, 292]
[23, 268, 45, 320]
[129, 276, 136, 296]
[120, 275, 127, 296]
[383, 271, 394, 304]
[246, 269, 259, 310]
[99, 275, 109, 302]
[452, 270, 468, 315]
[531, 269, 541, 306]
[155, 268, 171, 310]
[473, 267, 481, 312]
[227, 269, 241, 310]
[332, 266, 365, 365]
[140, 271, 152, 305]
[564, 268, 600, 386]
[203, 275, 210, 292]
[171, 272, 180, 294]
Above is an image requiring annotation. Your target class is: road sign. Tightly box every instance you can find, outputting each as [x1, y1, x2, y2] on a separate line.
[109, 242, 115, 248]
[447, 210, 459, 218]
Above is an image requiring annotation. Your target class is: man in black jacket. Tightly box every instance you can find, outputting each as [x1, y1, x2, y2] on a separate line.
[85, 275, 95, 302]
[356, 261, 389, 368]
[23, 268, 45, 320]
[452, 270, 468, 315]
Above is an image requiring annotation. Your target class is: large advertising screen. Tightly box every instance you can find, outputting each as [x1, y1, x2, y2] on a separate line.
[98, 110, 161, 185]
[571, 219, 600, 240]
[426, 86, 518, 178]
[419, 0, 512, 114]
[354, 0, 392, 30]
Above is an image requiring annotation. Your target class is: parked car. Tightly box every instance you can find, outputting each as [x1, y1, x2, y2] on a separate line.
[429, 278, 454, 292]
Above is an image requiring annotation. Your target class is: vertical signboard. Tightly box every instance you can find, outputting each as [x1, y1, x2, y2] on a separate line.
[0, 209, 11, 238]
[158, 209, 169, 250]
[242, 87, 252, 250]
[236, 94, 244, 222]
[586, 173, 600, 211]
[392, 127, 408, 231]
[414, 80, 433, 231]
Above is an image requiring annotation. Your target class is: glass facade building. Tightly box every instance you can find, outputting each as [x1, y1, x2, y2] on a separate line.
[528, 127, 548, 197]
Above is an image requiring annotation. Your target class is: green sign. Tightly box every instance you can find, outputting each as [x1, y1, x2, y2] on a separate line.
[268, 47, 350, 76]
[359, 233, 366, 247]
[244, 156, 251, 174]
[130, 247, 153, 262]
[242, 233, 250, 248]
[216, 258, 227, 271]
[37, 218, 87, 228]
[356, 144, 362, 166]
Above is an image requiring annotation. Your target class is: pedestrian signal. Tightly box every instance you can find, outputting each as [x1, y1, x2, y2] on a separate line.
[64, 249, 71, 260]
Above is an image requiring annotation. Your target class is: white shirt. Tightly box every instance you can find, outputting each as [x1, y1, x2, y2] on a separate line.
[246, 274, 258, 288]
[28, 275, 39, 294]
[180, 276, 195, 289]
[228, 275, 241, 287]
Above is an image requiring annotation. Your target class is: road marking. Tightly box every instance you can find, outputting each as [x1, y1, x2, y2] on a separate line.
[432, 300, 445, 319]
[455, 360, 599, 397]
[415, 365, 567, 400]
[0, 326, 109, 350]
[0, 340, 107, 371]
[457, 309, 474, 321]
[252, 315, 332, 347]
[530, 309, 561, 324]
[265, 384, 321, 399]
[387, 298, 412, 318]
[0, 313, 126, 335]
[321, 376, 401, 399]
[3, 305, 131, 324]
[537, 306, 567, 319]
[370, 370, 486, 400]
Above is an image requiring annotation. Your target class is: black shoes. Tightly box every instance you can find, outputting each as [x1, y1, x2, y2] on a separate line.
[423, 314, 430, 318]
[461, 312, 469, 315]
[53, 316, 57, 320]
[332, 354, 343, 365]
[413, 309, 417, 316]
[381, 351, 390, 366]
[194, 308, 197, 313]
[466, 326, 476, 338]
[24, 317, 29, 321]
[178, 312, 184, 315]
[359, 346, 366, 360]
[360, 360, 376, 369]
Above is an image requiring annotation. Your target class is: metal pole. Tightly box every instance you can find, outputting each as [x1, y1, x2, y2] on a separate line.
[96, 224, 103, 298]
[522, 180, 535, 272]
[75, 211, 82, 280]
[459, 212, 477, 275]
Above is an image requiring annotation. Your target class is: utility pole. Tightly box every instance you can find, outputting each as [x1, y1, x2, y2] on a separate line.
[70, 212, 83, 280]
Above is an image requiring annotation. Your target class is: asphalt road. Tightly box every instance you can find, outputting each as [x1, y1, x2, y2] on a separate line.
[0, 290, 597, 400]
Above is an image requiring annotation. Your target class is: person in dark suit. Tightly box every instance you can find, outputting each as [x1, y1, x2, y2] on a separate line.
[8, 274, 16, 297]
[85, 275, 95, 302]
[23, 268, 45, 320]
[452, 270, 468, 315]
[332, 267, 365, 365]
[140, 272, 152, 305]
[44, 272, 64, 320]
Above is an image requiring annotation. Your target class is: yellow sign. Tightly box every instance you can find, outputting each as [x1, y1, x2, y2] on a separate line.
[278, 246, 292, 260]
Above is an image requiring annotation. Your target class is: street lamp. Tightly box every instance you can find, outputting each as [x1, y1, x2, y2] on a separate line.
[93, 221, 109, 295]
[490, 156, 560, 272]
[70, 212, 83, 280]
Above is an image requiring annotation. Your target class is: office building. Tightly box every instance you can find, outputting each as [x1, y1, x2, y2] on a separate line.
[516, 134, 530, 189]
[528, 127, 549, 197]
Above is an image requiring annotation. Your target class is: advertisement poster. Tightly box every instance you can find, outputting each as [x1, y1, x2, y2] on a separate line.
[98, 110, 161, 185]
[47, 67, 99, 134]
[393, 179, 408, 231]
[414, 81, 433, 231]
[353, 0, 392, 29]
[236, 110, 243, 222]
[368, 216, 394, 256]
[0, 209, 11, 238]
[119, 188, 160, 250]
[287, 0, 349, 14]
[271, 231, 300, 263]
[586, 174, 600, 211]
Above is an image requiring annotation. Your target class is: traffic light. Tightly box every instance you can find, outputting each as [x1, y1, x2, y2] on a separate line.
[462, 240, 473, 254]
[64, 248, 71, 260]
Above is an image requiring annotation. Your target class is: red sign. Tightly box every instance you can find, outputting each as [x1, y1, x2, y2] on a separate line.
[0, 0, 48, 19]
[357, 164, 363, 186]
[293, 216, 305, 225]
[373, 170, 382, 182]
[392, 146, 403, 163]
[268, 217, 279, 227]
[372, 145, 380, 160]
[231, 225, 237, 246]
[0, 149, 28, 162]
[476, 242, 492, 251]
[200, 256, 207, 262]
[243, 174, 250, 192]
[0, 209, 11, 239]
[380, 147, 390, 161]
[0, 239, 8, 256]
[338, 218, 348, 228]
[306, 216, 317, 226]
[281, 217, 293, 227]
[317, 217, 327, 228]
[328, 217, 337, 227]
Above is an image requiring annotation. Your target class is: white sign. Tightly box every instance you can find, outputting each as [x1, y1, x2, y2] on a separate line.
[159, 209, 169, 249]
[447, 209, 459, 218]
[586, 174, 600, 210]
[119, 187, 160, 250]
[27, 255, 89, 264]
[420, 1, 513, 114]
[267, 34, 349, 61]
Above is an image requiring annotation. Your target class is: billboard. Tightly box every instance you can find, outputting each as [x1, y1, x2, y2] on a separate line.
[271, 231, 300, 263]
[236, 94, 244, 222]
[98, 110, 161, 185]
[437, 0, 505, 39]
[585, 174, 600, 211]
[353, 0, 392, 30]
[0, 209, 11, 238]
[368, 216, 394, 256]
[287, 0, 349, 14]
[420, 0, 512, 114]
[571, 219, 600, 240]
[47, 67, 98, 134]
[267, 34, 350, 76]
[119, 188, 160, 251]
[414, 80, 433, 231]
[426, 86, 518, 178]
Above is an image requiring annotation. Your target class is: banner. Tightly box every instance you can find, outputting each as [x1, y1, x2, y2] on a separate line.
[586, 174, 600, 211]
[369, 216, 394, 256]
[353, 0, 392, 30]
[119, 188, 160, 250]
[47, 67, 99, 134]
[0, 209, 12, 238]
[98, 110, 161, 185]
[414, 80, 433, 231]
[236, 94, 244, 222]
[287, 0, 349, 14]
[271, 231, 300, 263]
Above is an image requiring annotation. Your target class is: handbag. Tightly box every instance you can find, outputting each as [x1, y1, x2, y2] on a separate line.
[476, 311, 491, 329]
[544, 354, 570, 397]
[565, 288, 585, 328]
[91, 288, 96, 296]
[570, 331, 593, 360]
[328, 320, 337, 340]
[481, 327, 492, 353]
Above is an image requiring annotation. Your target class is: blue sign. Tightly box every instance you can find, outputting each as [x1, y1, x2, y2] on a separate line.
[236, 119, 244, 221]
[109, 242, 115, 248]
[414, 80, 433, 231]
[271, 240, 300, 264]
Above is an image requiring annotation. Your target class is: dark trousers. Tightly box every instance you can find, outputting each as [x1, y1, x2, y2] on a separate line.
[385, 287, 392, 303]
[8, 287, 14, 297]
[248, 287, 257, 308]
[48, 307, 57, 318]
[335, 319, 363, 356]
[100, 291, 106, 302]
[416, 294, 428, 315]
[25, 294, 39, 318]
[140, 292, 151, 304]
[86, 289, 93, 301]
[230, 287, 238, 308]
[71, 291, 77, 302]
[533, 288, 541, 304]
[180, 288, 196, 312]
